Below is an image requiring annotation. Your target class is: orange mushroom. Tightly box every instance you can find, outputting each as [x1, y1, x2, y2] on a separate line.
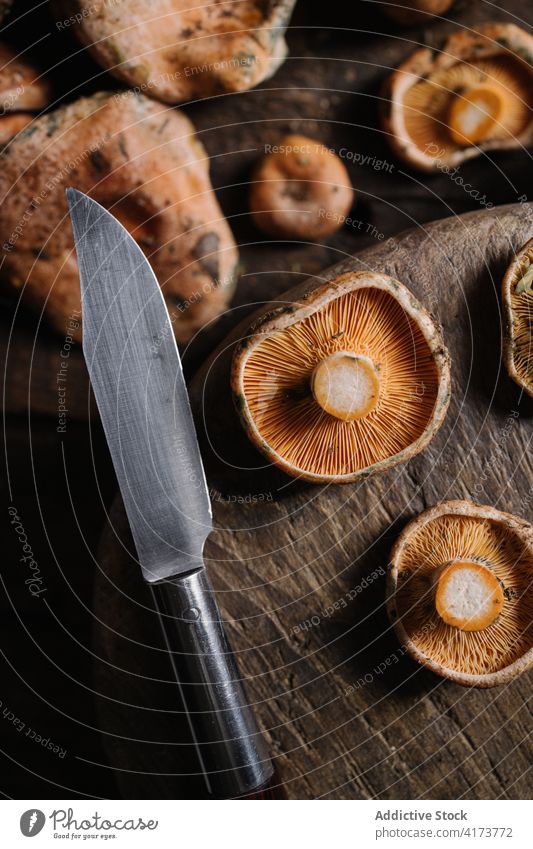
[249, 134, 354, 241]
[0, 91, 238, 343]
[387, 500, 533, 686]
[0, 42, 50, 148]
[55, 0, 297, 103]
[231, 271, 450, 483]
[502, 237, 533, 399]
[383, 23, 533, 171]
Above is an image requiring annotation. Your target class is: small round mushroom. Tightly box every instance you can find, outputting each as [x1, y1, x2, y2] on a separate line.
[231, 271, 450, 483]
[502, 237, 533, 399]
[380, 0, 454, 25]
[387, 500, 533, 686]
[249, 134, 354, 240]
[383, 23, 533, 171]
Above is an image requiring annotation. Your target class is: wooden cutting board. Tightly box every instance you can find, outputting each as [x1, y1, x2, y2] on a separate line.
[95, 203, 533, 800]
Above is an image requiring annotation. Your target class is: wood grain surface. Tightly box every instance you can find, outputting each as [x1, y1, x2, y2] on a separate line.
[96, 203, 533, 800]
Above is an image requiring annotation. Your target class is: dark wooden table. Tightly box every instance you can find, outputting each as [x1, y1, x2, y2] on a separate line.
[2, 0, 532, 799]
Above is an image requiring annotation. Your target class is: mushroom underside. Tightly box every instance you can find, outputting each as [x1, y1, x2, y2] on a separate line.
[394, 514, 533, 676]
[240, 286, 442, 478]
[506, 244, 533, 391]
[402, 56, 533, 158]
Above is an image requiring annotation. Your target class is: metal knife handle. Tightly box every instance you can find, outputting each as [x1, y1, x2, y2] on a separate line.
[151, 568, 274, 799]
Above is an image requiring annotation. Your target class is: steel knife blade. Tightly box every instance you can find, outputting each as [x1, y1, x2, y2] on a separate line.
[67, 188, 211, 582]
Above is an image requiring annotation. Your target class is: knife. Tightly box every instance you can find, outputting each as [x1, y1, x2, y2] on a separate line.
[67, 188, 276, 799]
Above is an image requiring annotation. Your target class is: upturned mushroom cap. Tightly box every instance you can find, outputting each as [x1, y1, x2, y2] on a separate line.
[231, 271, 451, 483]
[383, 23, 533, 171]
[54, 0, 296, 104]
[387, 500, 533, 686]
[502, 237, 533, 399]
[380, 0, 454, 25]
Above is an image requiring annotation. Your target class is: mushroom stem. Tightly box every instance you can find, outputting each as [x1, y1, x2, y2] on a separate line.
[434, 559, 504, 632]
[311, 351, 380, 421]
[448, 83, 518, 146]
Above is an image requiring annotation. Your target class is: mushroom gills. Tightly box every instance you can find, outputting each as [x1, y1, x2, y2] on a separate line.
[403, 59, 532, 154]
[435, 559, 504, 631]
[311, 352, 380, 421]
[237, 282, 446, 480]
[390, 507, 533, 680]
[448, 81, 527, 146]
[504, 241, 533, 395]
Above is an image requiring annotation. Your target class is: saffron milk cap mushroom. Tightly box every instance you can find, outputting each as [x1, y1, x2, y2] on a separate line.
[0, 42, 50, 145]
[387, 500, 533, 686]
[249, 134, 354, 240]
[54, 0, 297, 104]
[383, 23, 533, 171]
[0, 91, 238, 343]
[231, 271, 451, 483]
[502, 237, 533, 399]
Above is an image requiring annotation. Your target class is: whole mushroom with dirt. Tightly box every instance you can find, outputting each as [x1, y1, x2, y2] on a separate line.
[54, 0, 297, 103]
[0, 90, 238, 343]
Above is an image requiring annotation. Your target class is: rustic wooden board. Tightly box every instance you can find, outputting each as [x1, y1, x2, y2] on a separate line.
[95, 203, 533, 800]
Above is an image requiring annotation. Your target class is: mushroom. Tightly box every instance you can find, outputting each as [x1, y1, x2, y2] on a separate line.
[380, 0, 454, 25]
[249, 134, 354, 240]
[231, 271, 450, 483]
[0, 42, 50, 144]
[387, 500, 533, 686]
[383, 23, 533, 171]
[54, 0, 297, 104]
[0, 112, 34, 146]
[0, 42, 50, 112]
[0, 91, 238, 343]
[502, 237, 533, 399]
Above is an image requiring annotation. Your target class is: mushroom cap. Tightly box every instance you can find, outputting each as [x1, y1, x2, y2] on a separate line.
[502, 237, 533, 399]
[249, 133, 354, 240]
[0, 113, 34, 147]
[0, 41, 50, 113]
[383, 23, 533, 171]
[0, 91, 238, 344]
[381, 0, 454, 25]
[231, 271, 451, 483]
[54, 0, 296, 104]
[387, 500, 533, 687]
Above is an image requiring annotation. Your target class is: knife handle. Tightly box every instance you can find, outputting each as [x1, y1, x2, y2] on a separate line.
[151, 568, 275, 799]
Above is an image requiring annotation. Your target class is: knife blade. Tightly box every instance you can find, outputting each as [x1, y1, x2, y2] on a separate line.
[67, 188, 211, 583]
[67, 188, 275, 798]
